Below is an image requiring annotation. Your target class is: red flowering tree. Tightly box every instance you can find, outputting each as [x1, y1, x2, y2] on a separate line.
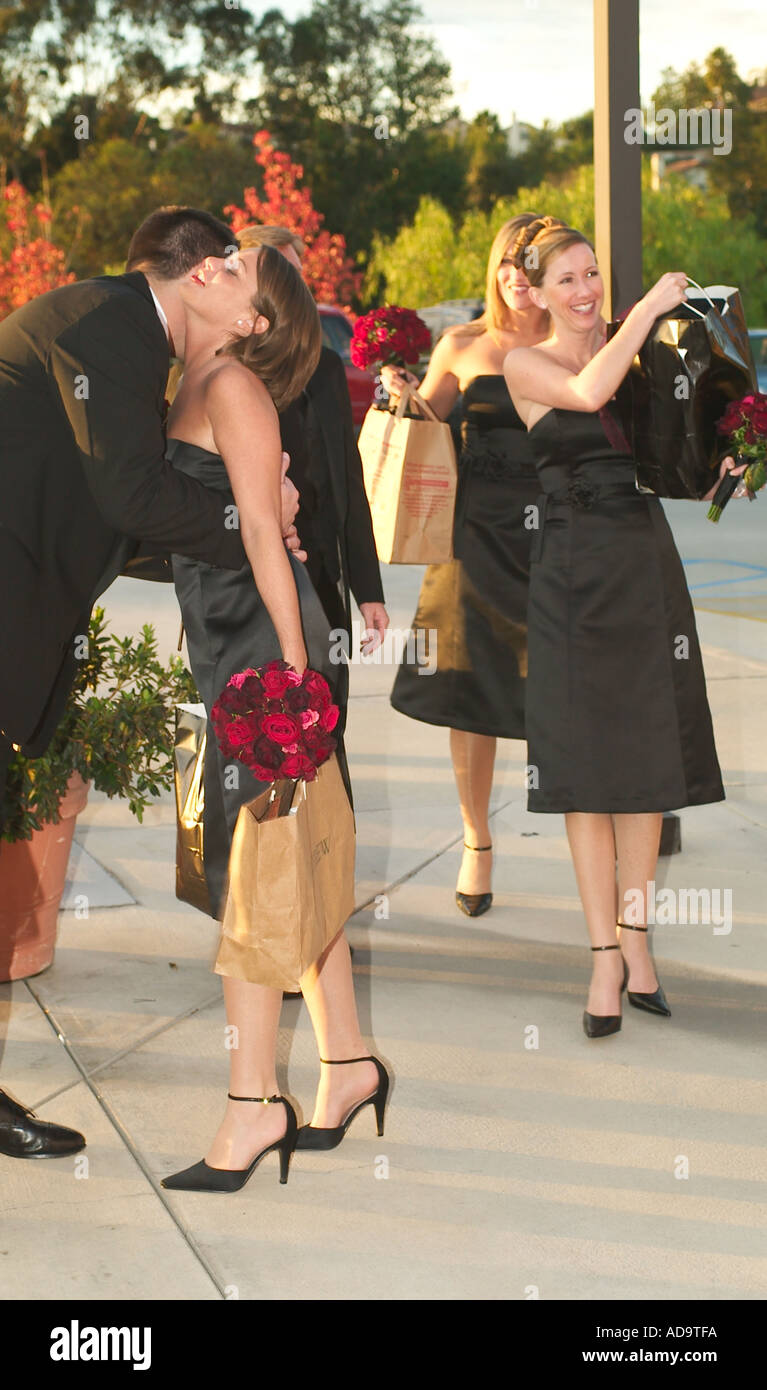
[0, 181, 75, 319]
[225, 131, 362, 310]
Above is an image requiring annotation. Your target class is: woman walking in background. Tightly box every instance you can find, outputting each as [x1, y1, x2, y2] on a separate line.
[504, 217, 739, 1037]
[383, 215, 549, 918]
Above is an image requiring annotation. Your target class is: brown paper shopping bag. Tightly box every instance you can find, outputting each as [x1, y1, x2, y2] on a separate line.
[358, 386, 457, 563]
[215, 752, 356, 991]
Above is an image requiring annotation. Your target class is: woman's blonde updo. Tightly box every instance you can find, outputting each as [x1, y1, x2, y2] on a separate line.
[510, 216, 594, 288]
[216, 243, 321, 412]
[456, 212, 543, 339]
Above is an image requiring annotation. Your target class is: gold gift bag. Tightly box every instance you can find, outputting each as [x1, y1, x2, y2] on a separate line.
[358, 385, 457, 564]
[215, 752, 356, 990]
[174, 703, 212, 916]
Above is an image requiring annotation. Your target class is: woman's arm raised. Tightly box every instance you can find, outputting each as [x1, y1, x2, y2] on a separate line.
[205, 362, 308, 673]
[504, 272, 690, 419]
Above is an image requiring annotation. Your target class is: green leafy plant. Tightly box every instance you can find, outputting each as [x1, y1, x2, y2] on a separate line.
[1, 607, 198, 844]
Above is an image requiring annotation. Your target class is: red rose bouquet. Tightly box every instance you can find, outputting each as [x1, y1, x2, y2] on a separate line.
[708, 391, 767, 522]
[350, 304, 431, 372]
[211, 660, 339, 783]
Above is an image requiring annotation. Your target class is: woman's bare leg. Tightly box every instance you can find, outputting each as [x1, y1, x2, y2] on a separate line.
[614, 812, 663, 992]
[565, 811, 624, 1015]
[204, 977, 286, 1169]
[299, 930, 379, 1127]
[451, 729, 496, 894]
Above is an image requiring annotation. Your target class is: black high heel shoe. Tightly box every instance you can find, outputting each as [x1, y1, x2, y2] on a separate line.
[619, 922, 671, 1017]
[456, 842, 493, 918]
[583, 943, 629, 1038]
[161, 1094, 297, 1193]
[295, 1057, 389, 1150]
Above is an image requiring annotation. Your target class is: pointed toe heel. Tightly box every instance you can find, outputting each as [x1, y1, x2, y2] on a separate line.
[627, 986, 671, 1017]
[296, 1056, 390, 1151]
[456, 843, 493, 917]
[161, 1094, 297, 1193]
[619, 921, 671, 1018]
[455, 891, 493, 918]
[583, 942, 627, 1039]
[582, 1010, 622, 1038]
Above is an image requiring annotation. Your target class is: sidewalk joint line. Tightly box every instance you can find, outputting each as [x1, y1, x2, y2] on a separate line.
[21, 982, 230, 1300]
[25, 988, 223, 1110]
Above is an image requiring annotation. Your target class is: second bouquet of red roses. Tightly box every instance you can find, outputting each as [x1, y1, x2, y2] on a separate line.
[211, 660, 339, 783]
[707, 391, 767, 522]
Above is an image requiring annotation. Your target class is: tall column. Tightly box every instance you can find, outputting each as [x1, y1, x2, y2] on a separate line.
[593, 1, 680, 856]
[593, 0, 642, 318]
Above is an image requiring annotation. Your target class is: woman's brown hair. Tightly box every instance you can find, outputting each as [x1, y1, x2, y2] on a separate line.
[216, 244, 321, 412]
[510, 216, 595, 288]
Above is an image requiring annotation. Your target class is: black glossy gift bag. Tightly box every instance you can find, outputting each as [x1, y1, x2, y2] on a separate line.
[612, 282, 757, 498]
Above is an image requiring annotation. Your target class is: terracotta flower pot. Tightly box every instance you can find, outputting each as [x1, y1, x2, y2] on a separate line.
[0, 772, 90, 982]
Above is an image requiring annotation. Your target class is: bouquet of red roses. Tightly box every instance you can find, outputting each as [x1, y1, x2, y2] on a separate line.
[211, 660, 339, 783]
[350, 304, 431, 371]
[708, 391, 767, 522]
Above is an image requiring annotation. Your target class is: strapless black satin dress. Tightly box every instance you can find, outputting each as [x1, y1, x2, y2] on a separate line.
[168, 440, 351, 920]
[525, 407, 725, 814]
[389, 375, 539, 737]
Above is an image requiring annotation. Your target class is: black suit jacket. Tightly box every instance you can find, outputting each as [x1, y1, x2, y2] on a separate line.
[300, 346, 384, 616]
[0, 271, 246, 755]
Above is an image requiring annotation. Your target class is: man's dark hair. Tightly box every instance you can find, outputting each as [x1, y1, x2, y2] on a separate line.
[126, 207, 237, 280]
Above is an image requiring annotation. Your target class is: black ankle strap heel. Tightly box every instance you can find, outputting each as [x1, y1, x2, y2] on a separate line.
[161, 1094, 297, 1193]
[456, 843, 493, 918]
[617, 922, 671, 1017]
[583, 942, 627, 1039]
[295, 1056, 390, 1151]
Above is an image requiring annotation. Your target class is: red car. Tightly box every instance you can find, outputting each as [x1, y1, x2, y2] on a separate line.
[318, 305, 376, 428]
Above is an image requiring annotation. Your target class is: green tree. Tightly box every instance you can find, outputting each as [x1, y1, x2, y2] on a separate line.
[249, 0, 456, 256]
[368, 165, 767, 320]
[463, 112, 517, 210]
[50, 127, 255, 276]
[652, 47, 767, 237]
[0, 0, 257, 129]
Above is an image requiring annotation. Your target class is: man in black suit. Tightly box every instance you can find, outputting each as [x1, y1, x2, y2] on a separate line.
[237, 225, 389, 771]
[0, 207, 302, 1159]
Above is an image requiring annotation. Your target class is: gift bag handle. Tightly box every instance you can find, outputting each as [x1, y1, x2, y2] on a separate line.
[683, 277, 725, 320]
[394, 383, 441, 423]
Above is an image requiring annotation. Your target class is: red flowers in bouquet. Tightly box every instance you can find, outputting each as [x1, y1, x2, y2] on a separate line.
[211, 660, 339, 783]
[709, 391, 767, 521]
[350, 304, 431, 371]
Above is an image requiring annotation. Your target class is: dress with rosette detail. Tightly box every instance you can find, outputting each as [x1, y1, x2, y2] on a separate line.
[524, 406, 725, 813]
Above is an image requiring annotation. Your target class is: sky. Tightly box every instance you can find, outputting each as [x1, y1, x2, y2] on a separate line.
[255, 0, 767, 127]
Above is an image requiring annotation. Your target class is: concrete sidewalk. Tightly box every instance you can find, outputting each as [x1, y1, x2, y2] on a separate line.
[1, 501, 766, 1302]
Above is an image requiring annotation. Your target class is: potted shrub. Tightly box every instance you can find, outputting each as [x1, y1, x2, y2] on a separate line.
[0, 606, 197, 981]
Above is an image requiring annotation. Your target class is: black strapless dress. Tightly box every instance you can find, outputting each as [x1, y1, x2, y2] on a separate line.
[389, 375, 540, 737]
[168, 440, 350, 920]
[525, 407, 725, 814]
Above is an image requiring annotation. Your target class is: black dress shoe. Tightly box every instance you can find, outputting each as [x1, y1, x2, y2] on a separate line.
[296, 1056, 389, 1150]
[162, 1095, 297, 1193]
[619, 921, 672, 1017]
[582, 944, 629, 1039]
[0, 1089, 86, 1159]
[456, 843, 493, 917]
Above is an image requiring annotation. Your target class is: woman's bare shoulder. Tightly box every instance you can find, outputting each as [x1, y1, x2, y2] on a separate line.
[441, 322, 485, 347]
[203, 358, 274, 412]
